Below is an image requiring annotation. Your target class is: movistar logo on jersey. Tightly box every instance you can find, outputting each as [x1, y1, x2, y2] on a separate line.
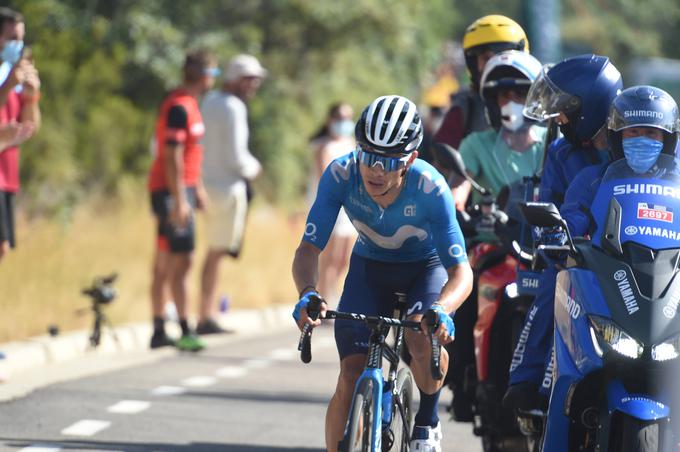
[613, 183, 680, 200]
[624, 110, 663, 120]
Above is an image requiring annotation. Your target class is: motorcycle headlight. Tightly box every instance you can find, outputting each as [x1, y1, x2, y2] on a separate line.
[589, 315, 643, 359]
[651, 334, 680, 361]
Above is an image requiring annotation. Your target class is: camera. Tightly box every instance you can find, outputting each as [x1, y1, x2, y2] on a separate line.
[82, 274, 117, 306]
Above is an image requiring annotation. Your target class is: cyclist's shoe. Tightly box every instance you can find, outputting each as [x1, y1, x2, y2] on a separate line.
[150, 331, 176, 349]
[175, 333, 206, 352]
[196, 318, 234, 335]
[409, 422, 442, 452]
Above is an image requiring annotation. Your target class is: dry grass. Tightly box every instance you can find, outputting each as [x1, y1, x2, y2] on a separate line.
[0, 184, 304, 342]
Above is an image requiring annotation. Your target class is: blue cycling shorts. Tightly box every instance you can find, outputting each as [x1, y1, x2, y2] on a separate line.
[334, 253, 447, 360]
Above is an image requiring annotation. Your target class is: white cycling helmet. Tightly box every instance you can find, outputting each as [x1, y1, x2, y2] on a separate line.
[479, 50, 542, 130]
[355, 95, 423, 156]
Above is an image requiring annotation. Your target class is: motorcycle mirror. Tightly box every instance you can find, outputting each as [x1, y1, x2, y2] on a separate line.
[519, 202, 563, 228]
[432, 142, 488, 195]
[432, 142, 466, 177]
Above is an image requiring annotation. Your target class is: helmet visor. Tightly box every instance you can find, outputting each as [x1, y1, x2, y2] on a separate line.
[608, 105, 680, 134]
[523, 66, 581, 121]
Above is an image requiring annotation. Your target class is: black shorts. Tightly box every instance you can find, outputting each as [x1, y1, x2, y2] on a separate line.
[0, 191, 15, 248]
[150, 187, 197, 253]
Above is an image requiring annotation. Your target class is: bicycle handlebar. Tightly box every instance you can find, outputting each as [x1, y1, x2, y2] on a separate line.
[297, 295, 443, 380]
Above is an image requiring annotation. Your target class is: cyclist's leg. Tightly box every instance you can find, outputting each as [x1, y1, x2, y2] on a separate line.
[326, 354, 366, 452]
[402, 257, 448, 440]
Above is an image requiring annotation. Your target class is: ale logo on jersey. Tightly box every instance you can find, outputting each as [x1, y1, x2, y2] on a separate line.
[637, 203, 673, 223]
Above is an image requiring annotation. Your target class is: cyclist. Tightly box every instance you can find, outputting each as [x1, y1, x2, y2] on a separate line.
[504, 55, 623, 411]
[292, 95, 473, 452]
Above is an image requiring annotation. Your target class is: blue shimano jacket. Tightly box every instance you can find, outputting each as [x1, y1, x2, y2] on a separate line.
[540, 137, 609, 207]
[304, 151, 468, 268]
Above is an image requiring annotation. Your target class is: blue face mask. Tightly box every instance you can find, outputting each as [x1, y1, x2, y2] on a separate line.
[1, 40, 23, 65]
[330, 119, 354, 138]
[623, 136, 664, 174]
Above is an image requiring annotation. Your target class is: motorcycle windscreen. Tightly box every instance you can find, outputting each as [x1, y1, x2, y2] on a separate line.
[591, 155, 680, 252]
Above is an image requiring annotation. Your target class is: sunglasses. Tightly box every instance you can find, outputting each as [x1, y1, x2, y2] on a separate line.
[204, 67, 221, 77]
[357, 146, 410, 172]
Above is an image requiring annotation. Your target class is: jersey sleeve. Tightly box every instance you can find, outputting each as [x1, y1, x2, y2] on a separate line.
[458, 133, 480, 177]
[165, 105, 188, 146]
[560, 164, 606, 237]
[302, 159, 348, 250]
[424, 175, 469, 267]
[538, 139, 565, 205]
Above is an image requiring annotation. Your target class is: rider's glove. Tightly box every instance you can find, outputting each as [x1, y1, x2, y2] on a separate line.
[428, 305, 455, 338]
[292, 290, 320, 323]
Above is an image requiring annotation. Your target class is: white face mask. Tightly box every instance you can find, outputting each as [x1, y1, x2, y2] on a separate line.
[500, 101, 525, 132]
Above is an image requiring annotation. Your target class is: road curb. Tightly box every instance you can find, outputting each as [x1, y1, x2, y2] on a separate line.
[0, 305, 292, 384]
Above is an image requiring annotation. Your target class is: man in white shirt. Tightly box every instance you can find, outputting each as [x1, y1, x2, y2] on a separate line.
[197, 54, 266, 334]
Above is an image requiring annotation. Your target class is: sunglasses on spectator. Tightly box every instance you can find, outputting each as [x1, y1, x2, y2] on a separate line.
[204, 67, 221, 77]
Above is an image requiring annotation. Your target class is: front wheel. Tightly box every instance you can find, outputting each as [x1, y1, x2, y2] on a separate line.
[340, 379, 375, 452]
[385, 368, 413, 452]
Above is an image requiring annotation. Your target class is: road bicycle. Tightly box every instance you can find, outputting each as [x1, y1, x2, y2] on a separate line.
[298, 293, 442, 451]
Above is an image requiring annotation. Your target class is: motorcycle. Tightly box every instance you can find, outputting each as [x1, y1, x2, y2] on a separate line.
[522, 154, 680, 451]
[447, 147, 539, 452]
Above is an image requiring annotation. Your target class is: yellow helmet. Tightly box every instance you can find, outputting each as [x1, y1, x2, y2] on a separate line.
[462, 15, 529, 88]
[463, 15, 529, 52]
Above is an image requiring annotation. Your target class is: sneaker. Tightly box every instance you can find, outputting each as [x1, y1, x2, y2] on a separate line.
[196, 318, 234, 335]
[175, 333, 206, 352]
[150, 331, 176, 349]
[409, 422, 442, 452]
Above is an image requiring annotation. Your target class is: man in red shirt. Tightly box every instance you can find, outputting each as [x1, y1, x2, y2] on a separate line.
[148, 50, 218, 350]
[0, 7, 40, 261]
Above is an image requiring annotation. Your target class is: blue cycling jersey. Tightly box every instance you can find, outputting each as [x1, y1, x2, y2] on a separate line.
[304, 151, 468, 269]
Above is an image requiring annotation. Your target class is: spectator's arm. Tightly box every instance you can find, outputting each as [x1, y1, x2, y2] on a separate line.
[224, 100, 261, 180]
[18, 60, 41, 131]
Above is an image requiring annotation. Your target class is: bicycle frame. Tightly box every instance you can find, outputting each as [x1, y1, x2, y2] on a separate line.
[338, 309, 409, 449]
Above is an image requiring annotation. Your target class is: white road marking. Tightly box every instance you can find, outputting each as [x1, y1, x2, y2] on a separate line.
[215, 366, 248, 378]
[19, 446, 62, 452]
[150, 385, 186, 396]
[242, 358, 270, 369]
[181, 376, 217, 387]
[61, 420, 111, 437]
[269, 348, 297, 360]
[107, 400, 151, 414]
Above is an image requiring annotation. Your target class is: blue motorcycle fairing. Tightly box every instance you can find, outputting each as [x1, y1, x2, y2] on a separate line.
[554, 269, 611, 375]
[591, 158, 680, 251]
[517, 269, 541, 296]
[541, 328, 582, 452]
[606, 378, 670, 421]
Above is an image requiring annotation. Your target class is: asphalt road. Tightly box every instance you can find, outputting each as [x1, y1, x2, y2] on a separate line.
[0, 325, 482, 452]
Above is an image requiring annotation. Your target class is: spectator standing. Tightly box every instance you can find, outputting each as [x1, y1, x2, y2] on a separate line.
[0, 7, 39, 262]
[148, 50, 218, 350]
[196, 54, 266, 334]
[307, 102, 357, 305]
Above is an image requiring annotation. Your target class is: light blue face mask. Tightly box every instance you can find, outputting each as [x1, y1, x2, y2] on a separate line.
[623, 136, 664, 174]
[330, 119, 354, 138]
[0, 40, 23, 65]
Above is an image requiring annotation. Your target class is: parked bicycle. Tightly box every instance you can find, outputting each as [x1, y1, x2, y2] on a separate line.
[298, 293, 442, 452]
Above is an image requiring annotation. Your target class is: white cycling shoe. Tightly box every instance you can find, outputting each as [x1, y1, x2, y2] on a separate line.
[409, 422, 442, 452]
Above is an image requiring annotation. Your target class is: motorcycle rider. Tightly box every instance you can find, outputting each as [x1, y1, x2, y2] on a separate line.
[561, 85, 679, 238]
[504, 55, 623, 412]
[541, 85, 680, 449]
[434, 17, 531, 420]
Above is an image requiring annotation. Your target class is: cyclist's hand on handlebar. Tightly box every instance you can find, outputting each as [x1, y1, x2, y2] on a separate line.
[292, 291, 327, 331]
[422, 305, 455, 345]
